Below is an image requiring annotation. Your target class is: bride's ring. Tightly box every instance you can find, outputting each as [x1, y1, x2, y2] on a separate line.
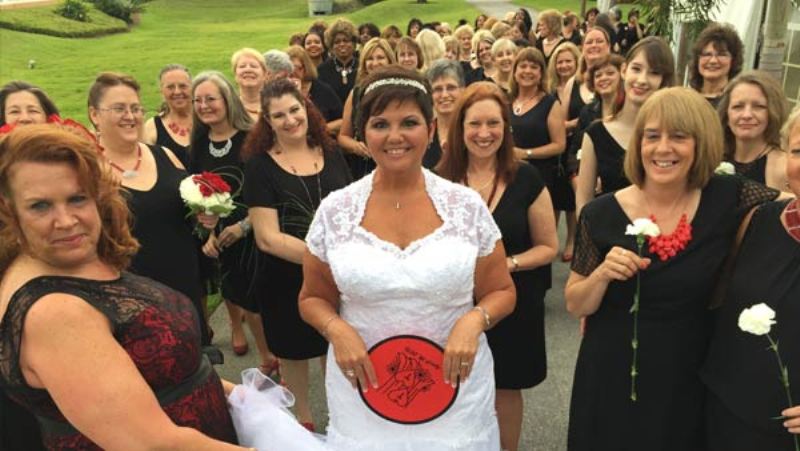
[460, 362, 469, 367]
[344, 369, 356, 377]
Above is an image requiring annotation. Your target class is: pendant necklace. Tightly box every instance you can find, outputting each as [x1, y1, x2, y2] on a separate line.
[289, 161, 323, 209]
[513, 93, 539, 115]
[102, 144, 142, 179]
[334, 57, 355, 85]
[465, 172, 499, 207]
[209, 136, 232, 158]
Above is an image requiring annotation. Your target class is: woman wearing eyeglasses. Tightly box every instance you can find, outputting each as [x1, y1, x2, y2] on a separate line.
[88, 72, 213, 345]
[688, 23, 744, 108]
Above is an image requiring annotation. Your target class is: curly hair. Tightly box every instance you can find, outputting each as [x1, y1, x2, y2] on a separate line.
[689, 23, 744, 91]
[241, 78, 334, 160]
[325, 18, 357, 49]
[0, 124, 139, 273]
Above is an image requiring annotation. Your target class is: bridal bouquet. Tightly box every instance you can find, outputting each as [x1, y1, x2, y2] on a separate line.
[179, 171, 236, 218]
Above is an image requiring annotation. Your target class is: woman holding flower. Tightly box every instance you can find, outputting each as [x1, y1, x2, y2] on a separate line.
[242, 78, 351, 431]
[189, 71, 274, 372]
[700, 106, 800, 450]
[565, 87, 779, 450]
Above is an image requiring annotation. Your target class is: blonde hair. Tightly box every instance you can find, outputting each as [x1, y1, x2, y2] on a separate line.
[443, 36, 459, 59]
[538, 9, 563, 36]
[781, 105, 800, 150]
[546, 42, 580, 93]
[357, 38, 397, 83]
[416, 29, 446, 71]
[491, 38, 517, 58]
[490, 22, 511, 39]
[471, 29, 495, 57]
[230, 48, 267, 74]
[625, 87, 723, 189]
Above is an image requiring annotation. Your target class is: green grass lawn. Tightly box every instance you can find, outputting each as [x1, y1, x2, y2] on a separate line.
[0, 3, 128, 37]
[0, 0, 480, 122]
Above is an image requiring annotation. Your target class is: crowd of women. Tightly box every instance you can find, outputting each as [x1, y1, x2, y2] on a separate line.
[1, 5, 800, 451]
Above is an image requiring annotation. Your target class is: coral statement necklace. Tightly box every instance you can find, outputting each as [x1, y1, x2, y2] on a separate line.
[647, 213, 692, 261]
[783, 199, 800, 243]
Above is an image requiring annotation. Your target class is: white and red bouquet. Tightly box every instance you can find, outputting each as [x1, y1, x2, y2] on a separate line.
[179, 171, 236, 217]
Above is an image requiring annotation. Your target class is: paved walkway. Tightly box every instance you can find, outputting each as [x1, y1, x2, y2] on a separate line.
[213, 221, 581, 450]
[467, 0, 538, 23]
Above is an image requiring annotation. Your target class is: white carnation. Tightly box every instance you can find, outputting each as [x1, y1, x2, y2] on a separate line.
[179, 176, 203, 205]
[738, 303, 776, 336]
[715, 161, 735, 175]
[625, 218, 661, 237]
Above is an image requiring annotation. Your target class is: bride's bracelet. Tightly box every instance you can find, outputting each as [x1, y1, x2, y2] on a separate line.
[321, 315, 339, 338]
[472, 305, 491, 330]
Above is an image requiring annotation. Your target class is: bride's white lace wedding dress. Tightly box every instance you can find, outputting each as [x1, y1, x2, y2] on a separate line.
[306, 169, 502, 450]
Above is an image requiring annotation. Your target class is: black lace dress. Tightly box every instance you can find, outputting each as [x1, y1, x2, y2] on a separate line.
[728, 153, 768, 185]
[243, 148, 352, 359]
[0, 273, 237, 449]
[701, 200, 800, 450]
[567, 175, 778, 451]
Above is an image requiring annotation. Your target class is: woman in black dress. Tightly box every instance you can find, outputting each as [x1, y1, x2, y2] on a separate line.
[700, 107, 800, 450]
[718, 71, 789, 190]
[438, 81, 558, 451]
[88, 72, 212, 345]
[688, 23, 744, 108]
[509, 47, 566, 218]
[286, 45, 343, 135]
[535, 10, 567, 66]
[243, 78, 351, 431]
[547, 42, 582, 261]
[566, 87, 780, 451]
[143, 64, 192, 166]
[337, 37, 395, 180]
[189, 71, 275, 374]
[575, 37, 676, 218]
[426, 59, 465, 168]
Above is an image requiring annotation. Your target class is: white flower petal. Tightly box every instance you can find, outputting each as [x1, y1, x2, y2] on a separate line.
[738, 303, 776, 336]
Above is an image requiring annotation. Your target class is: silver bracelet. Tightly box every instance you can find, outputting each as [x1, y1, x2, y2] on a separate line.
[238, 218, 252, 235]
[473, 305, 491, 329]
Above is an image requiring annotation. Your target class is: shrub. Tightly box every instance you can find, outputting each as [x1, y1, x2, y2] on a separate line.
[55, 0, 90, 22]
[88, 0, 145, 24]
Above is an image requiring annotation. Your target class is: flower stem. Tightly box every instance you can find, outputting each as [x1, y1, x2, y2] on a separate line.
[630, 237, 644, 402]
[767, 334, 799, 451]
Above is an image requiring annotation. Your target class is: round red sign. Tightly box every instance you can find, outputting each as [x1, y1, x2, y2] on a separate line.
[358, 335, 458, 424]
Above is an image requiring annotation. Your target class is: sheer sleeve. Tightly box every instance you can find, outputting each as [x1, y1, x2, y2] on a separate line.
[737, 176, 780, 215]
[571, 208, 602, 276]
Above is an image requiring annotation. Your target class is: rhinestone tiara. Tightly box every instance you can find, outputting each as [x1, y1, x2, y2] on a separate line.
[363, 78, 428, 96]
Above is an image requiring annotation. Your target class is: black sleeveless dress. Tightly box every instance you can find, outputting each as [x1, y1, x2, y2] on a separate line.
[190, 131, 257, 312]
[585, 121, 630, 195]
[487, 163, 549, 389]
[511, 93, 560, 191]
[701, 200, 800, 450]
[568, 175, 779, 451]
[153, 116, 190, 167]
[126, 145, 207, 344]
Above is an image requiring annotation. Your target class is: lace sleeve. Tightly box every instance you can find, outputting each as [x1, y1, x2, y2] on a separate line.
[571, 209, 602, 276]
[474, 196, 502, 258]
[306, 201, 329, 263]
[738, 176, 780, 214]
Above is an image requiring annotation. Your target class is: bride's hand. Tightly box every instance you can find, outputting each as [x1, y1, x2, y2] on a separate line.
[443, 310, 484, 386]
[328, 319, 378, 391]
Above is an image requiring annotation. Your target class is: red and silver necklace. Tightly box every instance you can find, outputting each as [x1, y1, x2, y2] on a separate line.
[101, 144, 142, 179]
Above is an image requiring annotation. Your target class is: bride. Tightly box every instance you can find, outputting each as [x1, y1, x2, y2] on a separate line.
[298, 65, 516, 450]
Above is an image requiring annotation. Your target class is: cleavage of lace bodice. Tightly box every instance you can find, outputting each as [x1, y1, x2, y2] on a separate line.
[307, 169, 501, 346]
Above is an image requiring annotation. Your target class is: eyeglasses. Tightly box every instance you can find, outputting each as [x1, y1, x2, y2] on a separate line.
[193, 96, 221, 105]
[699, 51, 731, 61]
[97, 105, 145, 116]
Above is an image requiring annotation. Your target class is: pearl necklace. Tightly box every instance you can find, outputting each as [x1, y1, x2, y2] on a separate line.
[209, 138, 232, 158]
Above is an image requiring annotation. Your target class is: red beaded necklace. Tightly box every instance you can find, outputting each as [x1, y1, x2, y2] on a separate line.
[167, 120, 189, 137]
[647, 213, 693, 261]
[100, 144, 142, 179]
[783, 199, 800, 243]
